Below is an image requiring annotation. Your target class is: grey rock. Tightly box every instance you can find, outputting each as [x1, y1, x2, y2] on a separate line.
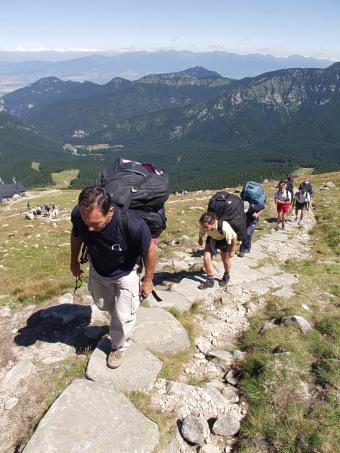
[272, 287, 295, 298]
[40, 303, 91, 325]
[212, 411, 241, 436]
[181, 414, 210, 446]
[225, 369, 238, 386]
[0, 360, 35, 393]
[241, 279, 275, 295]
[233, 350, 247, 361]
[257, 266, 281, 276]
[195, 337, 212, 355]
[324, 181, 336, 188]
[272, 273, 299, 285]
[133, 307, 190, 353]
[4, 397, 19, 410]
[84, 325, 109, 340]
[171, 276, 217, 301]
[221, 385, 239, 403]
[208, 350, 233, 365]
[0, 306, 11, 316]
[57, 293, 74, 304]
[86, 338, 162, 392]
[259, 320, 278, 334]
[144, 290, 192, 313]
[251, 436, 269, 449]
[23, 379, 159, 453]
[281, 315, 312, 333]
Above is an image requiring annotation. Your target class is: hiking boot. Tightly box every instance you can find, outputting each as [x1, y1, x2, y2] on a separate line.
[298, 221, 302, 225]
[245, 249, 251, 253]
[282, 222, 285, 230]
[107, 349, 124, 369]
[198, 278, 214, 290]
[238, 252, 245, 258]
[294, 217, 298, 222]
[274, 226, 279, 231]
[219, 273, 230, 287]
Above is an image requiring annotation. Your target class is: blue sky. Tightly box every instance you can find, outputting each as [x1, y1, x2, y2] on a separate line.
[1, 0, 339, 60]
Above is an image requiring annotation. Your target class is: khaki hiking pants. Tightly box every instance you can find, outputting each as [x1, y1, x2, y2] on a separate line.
[88, 265, 140, 351]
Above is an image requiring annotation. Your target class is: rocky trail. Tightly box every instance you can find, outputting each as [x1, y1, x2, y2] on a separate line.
[0, 208, 316, 453]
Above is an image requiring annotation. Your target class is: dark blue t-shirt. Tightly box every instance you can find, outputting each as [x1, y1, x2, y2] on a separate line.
[71, 205, 151, 278]
[246, 203, 265, 222]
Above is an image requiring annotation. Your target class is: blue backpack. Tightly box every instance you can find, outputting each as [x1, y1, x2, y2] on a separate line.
[241, 181, 266, 206]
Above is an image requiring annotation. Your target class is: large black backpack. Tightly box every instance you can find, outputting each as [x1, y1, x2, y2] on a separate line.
[95, 157, 170, 239]
[208, 191, 246, 241]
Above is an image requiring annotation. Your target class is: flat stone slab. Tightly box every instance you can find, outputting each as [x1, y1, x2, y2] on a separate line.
[23, 379, 159, 453]
[272, 287, 295, 298]
[86, 338, 162, 392]
[243, 248, 268, 260]
[241, 279, 277, 295]
[171, 276, 217, 301]
[144, 290, 192, 312]
[229, 266, 266, 284]
[272, 273, 299, 285]
[133, 307, 190, 353]
[257, 266, 281, 277]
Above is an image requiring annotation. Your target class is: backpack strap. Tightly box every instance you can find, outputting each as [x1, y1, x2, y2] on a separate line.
[117, 206, 163, 302]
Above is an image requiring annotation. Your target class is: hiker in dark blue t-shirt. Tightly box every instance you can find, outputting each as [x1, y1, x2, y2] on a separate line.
[70, 186, 156, 369]
[238, 203, 265, 257]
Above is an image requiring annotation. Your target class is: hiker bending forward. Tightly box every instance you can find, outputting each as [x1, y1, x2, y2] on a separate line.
[70, 186, 156, 369]
[198, 212, 237, 289]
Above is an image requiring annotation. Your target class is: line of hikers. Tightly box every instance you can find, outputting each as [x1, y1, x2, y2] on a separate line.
[69, 159, 313, 370]
[197, 173, 313, 290]
[274, 173, 312, 230]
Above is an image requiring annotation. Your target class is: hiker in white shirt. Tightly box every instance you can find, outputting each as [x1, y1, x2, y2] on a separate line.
[274, 182, 291, 230]
[293, 185, 311, 225]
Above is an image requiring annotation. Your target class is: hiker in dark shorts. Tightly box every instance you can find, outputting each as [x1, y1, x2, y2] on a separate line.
[293, 184, 311, 225]
[239, 202, 265, 257]
[197, 212, 237, 289]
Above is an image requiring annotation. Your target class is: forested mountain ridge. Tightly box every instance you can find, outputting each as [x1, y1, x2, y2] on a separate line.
[1, 64, 340, 190]
[0, 110, 68, 187]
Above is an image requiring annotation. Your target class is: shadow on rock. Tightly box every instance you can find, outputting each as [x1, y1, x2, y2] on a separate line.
[14, 303, 103, 354]
[154, 269, 203, 285]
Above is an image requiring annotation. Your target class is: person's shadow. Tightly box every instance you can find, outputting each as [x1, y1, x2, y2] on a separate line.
[14, 303, 107, 354]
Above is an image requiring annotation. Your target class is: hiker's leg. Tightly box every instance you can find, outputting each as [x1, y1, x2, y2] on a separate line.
[111, 269, 140, 351]
[88, 264, 115, 314]
[276, 211, 281, 228]
[220, 250, 231, 274]
[242, 219, 257, 251]
[203, 244, 214, 276]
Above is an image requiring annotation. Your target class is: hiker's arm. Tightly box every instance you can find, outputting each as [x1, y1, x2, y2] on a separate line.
[253, 208, 265, 218]
[70, 233, 83, 277]
[140, 239, 156, 297]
